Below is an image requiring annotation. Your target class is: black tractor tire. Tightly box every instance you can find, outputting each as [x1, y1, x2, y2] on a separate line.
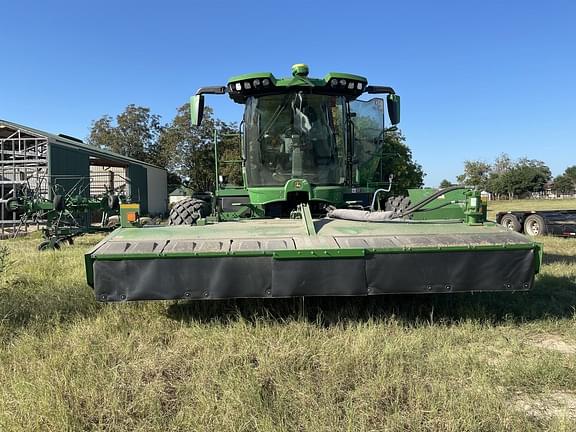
[169, 198, 211, 225]
[384, 195, 411, 217]
[37, 240, 50, 251]
[524, 214, 547, 237]
[107, 195, 120, 210]
[53, 194, 65, 211]
[37, 239, 61, 251]
[500, 214, 521, 232]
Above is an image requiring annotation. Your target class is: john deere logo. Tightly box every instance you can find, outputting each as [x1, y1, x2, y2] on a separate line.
[294, 181, 302, 189]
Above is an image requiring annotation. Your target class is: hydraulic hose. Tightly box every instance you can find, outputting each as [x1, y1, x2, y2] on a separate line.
[399, 185, 467, 218]
[327, 186, 470, 223]
[409, 200, 465, 213]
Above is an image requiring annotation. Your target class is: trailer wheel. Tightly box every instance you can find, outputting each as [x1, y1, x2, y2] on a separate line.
[169, 198, 211, 225]
[524, 214, 546, 237]
[500, 214, 521, 232]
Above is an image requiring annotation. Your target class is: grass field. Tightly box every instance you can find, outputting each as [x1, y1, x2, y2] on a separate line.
[1, 200, 576, 431]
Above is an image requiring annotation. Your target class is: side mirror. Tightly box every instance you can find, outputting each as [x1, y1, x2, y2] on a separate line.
[387, 94, 400, 125]
[190, 95, 205, 127]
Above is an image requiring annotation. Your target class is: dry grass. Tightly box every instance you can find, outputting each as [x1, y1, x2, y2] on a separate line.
[1, 201, 576, 431]
[513, 391, 576, 421]
[530, 334, 576, 355]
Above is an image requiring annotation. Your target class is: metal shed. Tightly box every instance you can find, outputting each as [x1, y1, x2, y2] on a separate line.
[0, 119, 167, 234]
[168, 186, 193, 206]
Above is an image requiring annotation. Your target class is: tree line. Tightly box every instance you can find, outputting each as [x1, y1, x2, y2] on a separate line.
[440, 154, 576, 199]
[88, 104, 239, 192]
[87, 103, 424, 194]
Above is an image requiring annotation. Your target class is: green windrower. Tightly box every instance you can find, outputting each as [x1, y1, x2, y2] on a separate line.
[85, 65, 541, 301]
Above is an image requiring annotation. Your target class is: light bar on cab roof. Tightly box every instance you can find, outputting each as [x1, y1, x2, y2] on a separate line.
[229, 77, 272, 92]
[227, 72, 277, 97]
[323, 72, 368, 96]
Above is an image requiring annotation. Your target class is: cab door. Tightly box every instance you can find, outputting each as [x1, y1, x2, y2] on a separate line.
[349, 98, 386, 186]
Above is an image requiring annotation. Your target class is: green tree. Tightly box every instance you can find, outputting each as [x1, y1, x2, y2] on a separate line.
[486, 154, 514, 199]
[159, 103, 241, 192]
[456, 161, 491, 190]
[564, 165, 576, 183]
[553, 174, 574, 194]
[486, 173, 508, 199]
[514, 158, 551, 193]
[216, 123, 243, 186]
[88, 105, 164, 165]
[492, 153, 512, 174]
[380, 129, 425, 194]
[460, 156, 551, 199]
[167, 172, 183, 193]
[159, 104, 216, 192]
[439, 179, 453, 189]
[494, 159, 551, 198]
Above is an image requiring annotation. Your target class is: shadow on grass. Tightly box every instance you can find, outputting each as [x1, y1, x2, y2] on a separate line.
[166, 274, 576, 327]
[0, 281, 100, 342]
[543, 253, 576, 266]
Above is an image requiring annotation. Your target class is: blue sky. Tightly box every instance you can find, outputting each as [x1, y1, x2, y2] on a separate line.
[2, 0, 575, 186]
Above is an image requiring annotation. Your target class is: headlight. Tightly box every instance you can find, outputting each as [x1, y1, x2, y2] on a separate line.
[226, 73, 277, 102]
[323, 72, 368, 96]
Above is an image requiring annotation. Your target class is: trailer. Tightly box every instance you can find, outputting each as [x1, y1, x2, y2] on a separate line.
[496, 210, 576, 237]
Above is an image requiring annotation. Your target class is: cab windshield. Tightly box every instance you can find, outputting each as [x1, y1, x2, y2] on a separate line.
[244, 93, 347, 186]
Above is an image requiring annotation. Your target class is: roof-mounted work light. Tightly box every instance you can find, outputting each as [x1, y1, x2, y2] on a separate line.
[323, 72, 368, 96]
[227, 72, 277, 102]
